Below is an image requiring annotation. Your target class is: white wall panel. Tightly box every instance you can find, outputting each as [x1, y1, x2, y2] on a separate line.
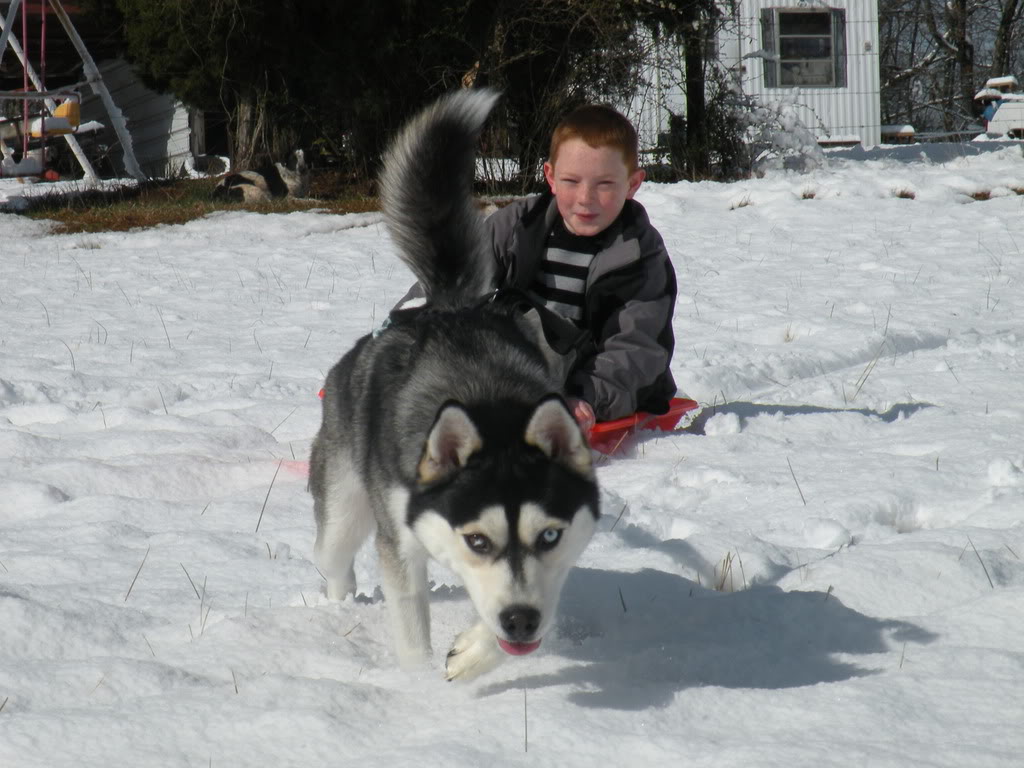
[722, 0, 881, 146]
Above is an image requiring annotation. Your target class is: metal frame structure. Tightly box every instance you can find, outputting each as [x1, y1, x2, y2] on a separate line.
[0, 0, 145, 180]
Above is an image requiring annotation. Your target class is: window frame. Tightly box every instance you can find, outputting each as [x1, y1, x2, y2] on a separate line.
[760, 8, 847, 89]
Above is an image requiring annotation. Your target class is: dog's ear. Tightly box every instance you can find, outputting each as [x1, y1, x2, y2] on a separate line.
[418, 403, 483, 484]
[524, 396, 592, 477]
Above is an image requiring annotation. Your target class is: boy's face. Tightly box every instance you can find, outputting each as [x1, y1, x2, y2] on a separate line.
[543, 138, 645, 237]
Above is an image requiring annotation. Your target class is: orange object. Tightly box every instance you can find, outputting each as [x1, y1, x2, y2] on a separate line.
[587, 397, 699, 455]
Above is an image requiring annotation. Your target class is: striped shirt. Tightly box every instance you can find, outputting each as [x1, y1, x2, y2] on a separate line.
[527, 220, 602, 326]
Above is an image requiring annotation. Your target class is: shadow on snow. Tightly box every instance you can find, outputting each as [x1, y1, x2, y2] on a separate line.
[685, 400, 935, 436]
[479, 565, 937, 710]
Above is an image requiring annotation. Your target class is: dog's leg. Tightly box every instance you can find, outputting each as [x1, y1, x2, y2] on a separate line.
[376, 530, 432, 668]
[312, 450, 374, 600]
[445, 621, 506, 681]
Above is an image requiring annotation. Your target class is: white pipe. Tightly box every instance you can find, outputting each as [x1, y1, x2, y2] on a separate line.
[0, 0, 23, 69]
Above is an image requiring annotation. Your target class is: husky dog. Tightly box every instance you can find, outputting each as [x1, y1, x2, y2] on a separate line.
[213, 149, 310, 202]
[309, 90, 599, 681]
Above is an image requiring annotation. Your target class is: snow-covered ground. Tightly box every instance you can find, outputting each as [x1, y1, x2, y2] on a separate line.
[2, 141, 1023, 767]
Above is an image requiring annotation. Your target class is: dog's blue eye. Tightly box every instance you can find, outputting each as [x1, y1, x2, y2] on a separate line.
[537, 528, 562, 550]
[464, 534, 492, 554]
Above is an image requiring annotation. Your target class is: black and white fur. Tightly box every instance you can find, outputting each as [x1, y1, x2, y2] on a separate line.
[309, 90, 599, 681]
[213, 149, 310, 202]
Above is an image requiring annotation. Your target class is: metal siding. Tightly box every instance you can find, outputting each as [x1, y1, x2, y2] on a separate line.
[729, 0, 880, 146]
[80, 59, 193, 177]
[630, 0, 880, 151]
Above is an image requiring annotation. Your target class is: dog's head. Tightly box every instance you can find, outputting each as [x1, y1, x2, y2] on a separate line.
[410, 395, 599, 654]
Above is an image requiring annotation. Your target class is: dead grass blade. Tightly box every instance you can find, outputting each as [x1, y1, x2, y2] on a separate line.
[851, 341, 886, 401]
[181, 563, 201, 599]
[968, 536, 995, 589]
[787, 457, 807, 505]
[124, 546, 151, 602]
[255, 460, 284, 533]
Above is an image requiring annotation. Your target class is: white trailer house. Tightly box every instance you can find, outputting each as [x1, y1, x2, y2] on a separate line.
[719, 0, 881, 147]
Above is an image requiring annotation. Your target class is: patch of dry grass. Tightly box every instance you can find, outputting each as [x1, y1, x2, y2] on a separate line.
[19, 171, 379, 234]
[713, 550, 747, 592]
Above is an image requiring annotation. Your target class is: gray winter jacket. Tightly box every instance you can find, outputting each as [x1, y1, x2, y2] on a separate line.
[486, 192, 677, 421]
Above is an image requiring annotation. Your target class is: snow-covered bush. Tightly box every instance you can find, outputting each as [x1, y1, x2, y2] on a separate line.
[737, 94, 827, 174]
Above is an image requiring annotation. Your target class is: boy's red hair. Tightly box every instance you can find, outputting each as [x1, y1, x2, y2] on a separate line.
[549, 105, 640, 172]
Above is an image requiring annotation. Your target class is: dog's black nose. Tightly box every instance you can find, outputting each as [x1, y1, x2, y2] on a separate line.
[499, 606, 540, 641]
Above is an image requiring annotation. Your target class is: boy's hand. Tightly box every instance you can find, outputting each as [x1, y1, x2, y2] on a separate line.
[567, 397, 596, 433]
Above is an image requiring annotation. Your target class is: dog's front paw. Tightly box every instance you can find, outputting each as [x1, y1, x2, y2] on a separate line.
[324, 567, 357, 601]
[445, 621, 505, 681]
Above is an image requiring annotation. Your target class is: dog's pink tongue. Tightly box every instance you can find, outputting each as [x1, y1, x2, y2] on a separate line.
[498, 637, 542, 656]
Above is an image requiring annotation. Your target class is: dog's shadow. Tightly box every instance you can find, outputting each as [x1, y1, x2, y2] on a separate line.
[685, 400, 936, 435]
[478, 566, 936, 709]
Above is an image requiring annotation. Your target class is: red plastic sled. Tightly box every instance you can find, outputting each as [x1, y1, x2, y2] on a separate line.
[586, 397, 700, 455]
[314, 389, 698, 459]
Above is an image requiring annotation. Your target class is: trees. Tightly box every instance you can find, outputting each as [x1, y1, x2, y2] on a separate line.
[881, 0, 1024, 132]
[471, 0, 731, 185]
[92, 0, 357, 170]
[87, 1, 479, 171]
[630, 0, 729, 180]
[466, 0, 642, 189]
[990, 0, 1024, 77]
[88, 0, 1021, 183]
[93, 0, 648, 183]
[95, 0, 743, 185]
[84, 0, 740, 183]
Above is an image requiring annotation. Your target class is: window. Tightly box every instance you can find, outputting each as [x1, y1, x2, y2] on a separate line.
[761, 9, 847, 88]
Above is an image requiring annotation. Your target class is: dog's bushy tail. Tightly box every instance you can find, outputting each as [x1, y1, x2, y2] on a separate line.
[380, 89, 501, 309]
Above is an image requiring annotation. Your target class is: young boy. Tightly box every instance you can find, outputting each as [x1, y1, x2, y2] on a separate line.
[484, 104, 677, 430]
[394, 103, 677, 431]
